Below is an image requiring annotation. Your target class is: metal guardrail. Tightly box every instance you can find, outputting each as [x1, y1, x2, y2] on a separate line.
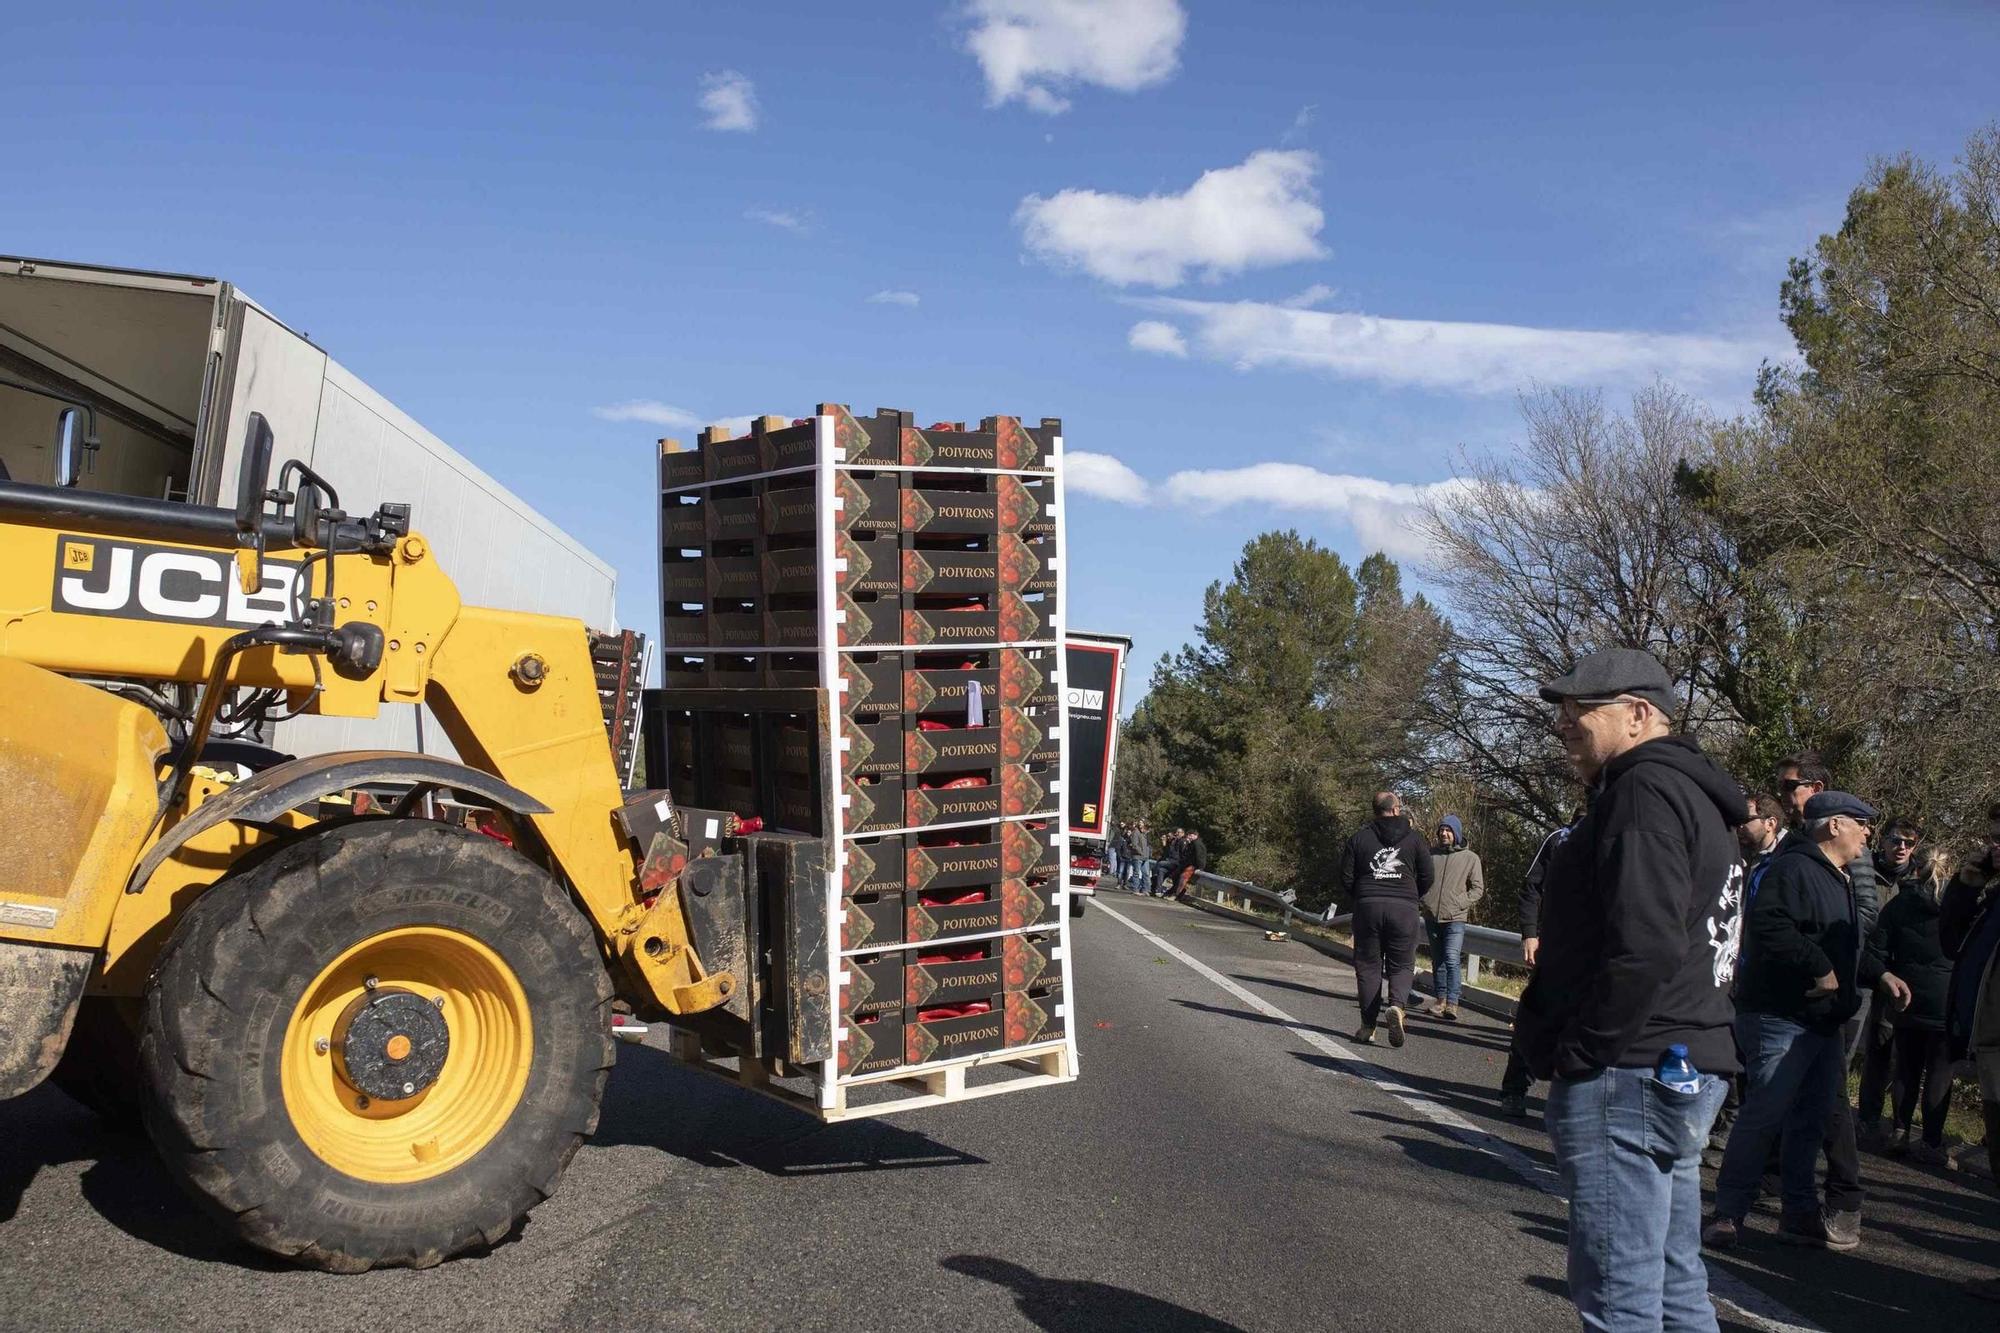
[1178, 869, 1525, 985]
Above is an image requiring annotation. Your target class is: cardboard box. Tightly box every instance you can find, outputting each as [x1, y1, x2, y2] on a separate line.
[662, 499, 705, 546]
[709, 554, 760, 600]
[836, 982, 1065, 1075]
[837, 1010, 905, 1077]
[839, 715, 906, 777]
[901, 549, 1001, 595]
[842, 829, 1013, 896]
[827, 405, 1053, 471]
[903, 721, 1002, 773]
[707, 491, 761, 540]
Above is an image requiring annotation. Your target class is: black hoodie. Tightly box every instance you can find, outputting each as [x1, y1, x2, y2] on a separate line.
[1338, 814, 1434, 906]
[1514, 736, 1746, 1081]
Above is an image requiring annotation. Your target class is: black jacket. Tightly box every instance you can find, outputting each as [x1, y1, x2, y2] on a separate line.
[1772, 829, 1878, 940]
[1183, 835, 1208, 874]
[1861, 887, 1951, 1031]
[1736, 837, 1863, 1033]
[1513, 737, 1745, 1081]
[1338, 815, 1433, 906]
[1517, 822, 1576, 938]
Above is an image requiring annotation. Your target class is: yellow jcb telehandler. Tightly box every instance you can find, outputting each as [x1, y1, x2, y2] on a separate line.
[0, 413, 735, 1271]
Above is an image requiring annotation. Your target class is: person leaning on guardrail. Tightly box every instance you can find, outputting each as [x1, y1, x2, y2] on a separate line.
[1513, 648, 1746, 1333]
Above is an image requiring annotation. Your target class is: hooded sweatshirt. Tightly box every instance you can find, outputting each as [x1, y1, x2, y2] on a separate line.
[1339, 813, 1434, 907]
[1423, 815, 1485, 923]
[1513, 735, 1746, 1081]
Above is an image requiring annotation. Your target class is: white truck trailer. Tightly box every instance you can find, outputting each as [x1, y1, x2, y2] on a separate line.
[0, 255, 616, 756]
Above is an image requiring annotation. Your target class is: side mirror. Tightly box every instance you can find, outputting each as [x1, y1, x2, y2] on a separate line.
[233, 413, 275, 594]
[54, 406, 98, 488]
[234, 412, 275, 535]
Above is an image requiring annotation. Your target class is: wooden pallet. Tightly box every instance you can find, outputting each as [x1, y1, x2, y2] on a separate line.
[664, 1027, 1074, 1123]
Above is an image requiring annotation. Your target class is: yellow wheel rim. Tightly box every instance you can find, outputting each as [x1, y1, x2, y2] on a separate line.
[281, 926, 532, 1184]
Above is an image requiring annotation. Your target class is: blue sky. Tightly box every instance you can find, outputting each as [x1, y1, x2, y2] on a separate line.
[11, 2, 1998, 694]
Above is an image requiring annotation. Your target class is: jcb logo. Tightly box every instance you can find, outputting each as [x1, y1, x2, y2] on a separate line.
[52, 535, 304, 628]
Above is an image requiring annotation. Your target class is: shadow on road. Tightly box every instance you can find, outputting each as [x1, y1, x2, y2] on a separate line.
[591, 1042, 987, 1177]
[0, 1084, 287, 1268]
[1229, 973, 1350, 1002]
[942, 1255, 1248, 1332]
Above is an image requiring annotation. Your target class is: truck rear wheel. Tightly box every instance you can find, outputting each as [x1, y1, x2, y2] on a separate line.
[139, 818, 615, 1272]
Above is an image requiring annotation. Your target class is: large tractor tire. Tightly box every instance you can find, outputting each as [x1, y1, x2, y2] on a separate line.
[139, 818, 615, 1272]
[50, 997, 146, 1130]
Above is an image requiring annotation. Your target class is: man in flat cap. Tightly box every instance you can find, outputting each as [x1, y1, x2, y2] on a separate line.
[1705, 789, 1877, 1253]
[1513, 648, 1746, 1331]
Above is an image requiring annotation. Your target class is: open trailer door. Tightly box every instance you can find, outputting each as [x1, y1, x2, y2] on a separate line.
[1063, 630, 1131, 916]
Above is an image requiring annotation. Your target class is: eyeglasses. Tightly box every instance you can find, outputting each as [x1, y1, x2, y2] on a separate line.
[1553, 695, 1637, 727]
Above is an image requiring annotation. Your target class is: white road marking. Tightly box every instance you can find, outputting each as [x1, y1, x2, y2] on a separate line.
[1096, 900, 1825, 1333]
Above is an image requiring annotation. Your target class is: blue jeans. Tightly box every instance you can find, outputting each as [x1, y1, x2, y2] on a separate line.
[1713, 1012, 1843, 1221]
[1427, 919, 1465, 1004]
[1106, 847, 1121, 880]
[1546, 1065, 1727, 1332]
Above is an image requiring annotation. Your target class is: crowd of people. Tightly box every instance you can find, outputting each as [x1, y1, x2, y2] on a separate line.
[1104, 820, 1207, 898]
[1365, 646, 2000, 1329]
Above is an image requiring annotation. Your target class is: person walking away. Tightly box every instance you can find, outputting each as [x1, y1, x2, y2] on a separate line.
[1857, 818, 1924, 1148]
[1338, 793, 1433, 1048]
[1768, 753, 1877, 1233]
[1940, 804, 2000, 1303]
[1421, 815, 1484, 1021]
[1500, 810, 1581, 1117]
[1862, 847, 1955, 1164]
[1706, 792, 1875, 1253]
[1514, 649, 1743, 1332]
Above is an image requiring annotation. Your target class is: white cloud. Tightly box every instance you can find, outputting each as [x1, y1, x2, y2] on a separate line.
[1164, 463, 1468, 562]
[593, 401, 754, 437]
[867, 289, 921, 306]
[699, 70, 759, 132]
[1063, 449, 1471, 561]
[1017, 149, 1325, 288]
[1127, 319, 1187, 357]
[1280, 103, 1316, 146]
[962, 0, 1186, 114]
[1066, 450, 1152, 503]
[1278, 283, 1336, 309]
[1138, 295, 1782, 396]
[746, 208, 811, 234]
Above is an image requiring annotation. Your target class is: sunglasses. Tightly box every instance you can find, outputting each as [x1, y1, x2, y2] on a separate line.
[1886, 836, 1918, 848]
[1778, 778, 1822, 793]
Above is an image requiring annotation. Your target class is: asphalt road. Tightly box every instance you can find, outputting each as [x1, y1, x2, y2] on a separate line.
[1, 891, 1995, 1332]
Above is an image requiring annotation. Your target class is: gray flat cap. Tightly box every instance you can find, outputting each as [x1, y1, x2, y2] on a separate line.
[1804, 791, 1876, 823]
[1538, 647, 1678, 718]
